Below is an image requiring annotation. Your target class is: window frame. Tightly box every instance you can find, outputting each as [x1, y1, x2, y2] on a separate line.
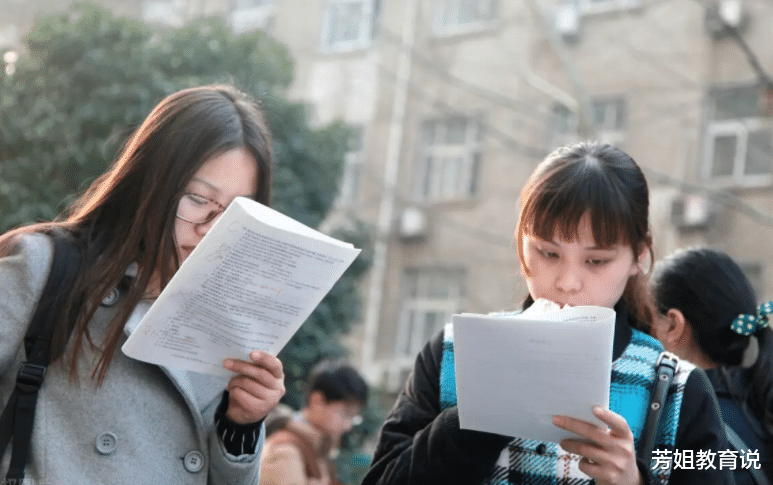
[549, 96, 627, 149]
[320, 0, 376, 52]
[703, 86, 773, 187]
[415, 115, 484, 203]
[336, 126, 365, 208]
[393, 268, 466, 361]
[432, 0, 499, 36]
[230, 0, 277, 33]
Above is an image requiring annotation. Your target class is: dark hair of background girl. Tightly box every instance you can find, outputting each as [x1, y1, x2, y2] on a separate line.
[515, 141, 656, 330]
[0, 84, 273, 384]
[652, 247, 773, 435]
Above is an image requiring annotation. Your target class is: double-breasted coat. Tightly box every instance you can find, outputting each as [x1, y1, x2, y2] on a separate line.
[0, 233, 264, 484]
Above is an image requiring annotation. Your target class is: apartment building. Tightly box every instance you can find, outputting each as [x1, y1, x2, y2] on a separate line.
[1, 0, 771, 394]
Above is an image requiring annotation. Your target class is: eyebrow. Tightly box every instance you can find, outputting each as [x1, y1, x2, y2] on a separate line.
[544, 238, 619, 252]
[189, 177, 256, 200]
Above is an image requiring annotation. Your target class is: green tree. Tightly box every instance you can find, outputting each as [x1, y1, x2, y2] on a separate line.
[0, 5, 375, 480]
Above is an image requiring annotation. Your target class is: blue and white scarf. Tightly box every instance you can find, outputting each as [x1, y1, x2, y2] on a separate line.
[440, 320, 694, 484]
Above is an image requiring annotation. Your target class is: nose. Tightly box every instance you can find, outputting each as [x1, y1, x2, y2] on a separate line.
[555, 262, 582, 293]
[193, 213, 222, 238]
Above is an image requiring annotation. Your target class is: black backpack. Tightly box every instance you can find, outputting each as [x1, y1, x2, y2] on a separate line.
[0, 234, 82, 481]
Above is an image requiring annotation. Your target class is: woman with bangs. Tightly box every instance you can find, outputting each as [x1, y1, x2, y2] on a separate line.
[362, 141, 731, 485]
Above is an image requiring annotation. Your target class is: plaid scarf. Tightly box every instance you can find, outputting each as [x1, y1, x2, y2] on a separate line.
[440, 320, 693, 484]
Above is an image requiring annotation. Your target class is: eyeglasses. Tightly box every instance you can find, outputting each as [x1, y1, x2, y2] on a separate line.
[176, 193, 227, 225]
[335, 406, 363, 426]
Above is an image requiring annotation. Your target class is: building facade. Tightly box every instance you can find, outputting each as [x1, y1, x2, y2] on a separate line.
[1, 0, 772, 394]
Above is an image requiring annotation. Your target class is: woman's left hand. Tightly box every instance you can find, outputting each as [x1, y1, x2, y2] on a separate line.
[554, 406, 644, 485]
[223, 351, 285, 425]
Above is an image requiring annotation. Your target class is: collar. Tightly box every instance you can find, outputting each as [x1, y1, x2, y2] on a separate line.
[522, 296, 632, 360]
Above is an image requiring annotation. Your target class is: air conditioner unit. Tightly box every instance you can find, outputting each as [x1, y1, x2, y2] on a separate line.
[705, 0, 745, 36]
[671, 194, 712, 229]
[555, 4, 581, 42]
[398, 206, 428, 241]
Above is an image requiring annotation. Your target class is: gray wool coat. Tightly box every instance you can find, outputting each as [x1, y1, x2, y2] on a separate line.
[0, 233, 265, 484]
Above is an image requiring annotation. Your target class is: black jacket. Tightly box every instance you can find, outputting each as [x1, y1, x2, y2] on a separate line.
[362, 304, 733, 485]
[704, 366, 772, 485]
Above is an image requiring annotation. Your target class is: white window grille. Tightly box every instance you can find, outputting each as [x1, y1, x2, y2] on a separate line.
[336, 127, 365, 207]
[549, 104, 580, 149]
[549, 96, 626, 148]
[415, 115, 484, 202]
[141, 0, 187, 27]
[703, 85, 773, 186]
[394, 268, 465, 360]
[231, 0, 277, 33]
[321, 0, 375, 52]
[434, 0, 498, 35]
[591, 96, 626, 146]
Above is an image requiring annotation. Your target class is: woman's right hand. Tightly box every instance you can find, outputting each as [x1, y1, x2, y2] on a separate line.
[554, 407, 644, 485]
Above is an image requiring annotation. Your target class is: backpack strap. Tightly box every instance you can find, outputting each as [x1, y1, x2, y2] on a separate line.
[0, 234, 81, 481]
[637, 351, 678, 464]
[723, 423, 772, 485]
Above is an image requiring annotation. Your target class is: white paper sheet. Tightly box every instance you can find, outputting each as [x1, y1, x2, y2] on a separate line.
[452, 306, 615, 443]
[122, 197, 360, 377]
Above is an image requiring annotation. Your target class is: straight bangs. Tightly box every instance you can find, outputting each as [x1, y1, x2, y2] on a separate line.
[520, 163, 637, 249]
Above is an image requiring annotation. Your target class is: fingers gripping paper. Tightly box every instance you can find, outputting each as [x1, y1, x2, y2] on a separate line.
[452, 304, 615, 443]
[122, 197, 360, 377]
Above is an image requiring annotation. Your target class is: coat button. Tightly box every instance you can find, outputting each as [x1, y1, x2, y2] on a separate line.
[95, 432, 117, 455]
[535, 443, 547, 455]
[101, 288, 120, 307]
[183, 450, 205, 473]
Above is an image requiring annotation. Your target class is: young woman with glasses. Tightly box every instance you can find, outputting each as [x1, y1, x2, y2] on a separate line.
[0, 84, 284, 484]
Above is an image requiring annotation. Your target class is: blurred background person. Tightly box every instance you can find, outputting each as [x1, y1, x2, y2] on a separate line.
[260, 360, 368, 485]
[652, 247, 773, 485]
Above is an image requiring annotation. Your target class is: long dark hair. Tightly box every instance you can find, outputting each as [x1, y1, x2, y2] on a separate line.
[515, 141, 656, 329]
[0, 84, 273, 383]
[652, 247, 773, 435]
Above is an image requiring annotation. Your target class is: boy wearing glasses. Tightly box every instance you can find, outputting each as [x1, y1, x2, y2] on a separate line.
[260, 361, 368, 485]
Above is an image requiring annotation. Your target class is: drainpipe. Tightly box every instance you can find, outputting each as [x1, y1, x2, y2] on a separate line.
[360, 0, 418, 383]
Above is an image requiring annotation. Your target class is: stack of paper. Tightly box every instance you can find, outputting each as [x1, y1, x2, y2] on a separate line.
[122, 197, 361, 377]
[452, 305, 615, 443]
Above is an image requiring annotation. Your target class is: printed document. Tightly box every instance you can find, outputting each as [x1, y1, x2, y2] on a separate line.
[452, 306, 615, 443]
[122, 197, 361, 377]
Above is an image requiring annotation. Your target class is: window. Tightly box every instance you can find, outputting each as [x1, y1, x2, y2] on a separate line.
[231, 0, 277, 33]
[394, 268, 465, 360]
[415, 115, 484, 202]
[434, 0, 498, 35]
[141, 0, 187, 27]
[336, 127, 365, 207]
[703, 85, 773, 186]
[549, 104, 579, 149]
[321, 0, 376, 52]
[549, 96, 626, 149]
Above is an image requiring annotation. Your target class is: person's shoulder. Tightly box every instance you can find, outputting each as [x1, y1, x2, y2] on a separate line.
[1, 231, 54, 277]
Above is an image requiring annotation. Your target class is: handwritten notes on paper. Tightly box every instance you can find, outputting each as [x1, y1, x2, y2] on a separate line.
[122, 197, 360, 377]
[452, 306, 615, 443]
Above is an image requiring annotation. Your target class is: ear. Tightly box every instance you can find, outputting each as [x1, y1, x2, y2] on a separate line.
[654, 308, 692, 353]
[630, 243, 650, 277]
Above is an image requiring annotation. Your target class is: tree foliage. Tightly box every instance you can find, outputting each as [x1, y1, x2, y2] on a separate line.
[0, 5, 374, 475]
